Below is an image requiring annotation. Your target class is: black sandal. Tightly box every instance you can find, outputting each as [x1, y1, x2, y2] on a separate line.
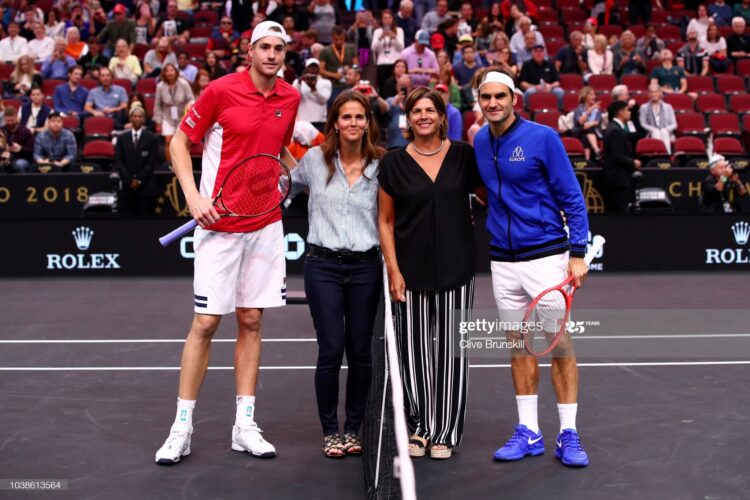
[342, 433, 362, 456]
[323, 434, 345, 458]
[408, 435, 428, 458]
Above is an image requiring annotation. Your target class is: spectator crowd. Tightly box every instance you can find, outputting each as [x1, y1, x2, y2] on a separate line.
[1, 0, 750, 214]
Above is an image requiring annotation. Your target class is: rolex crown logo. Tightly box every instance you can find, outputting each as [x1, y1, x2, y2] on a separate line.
[731, 221, 750, 246]
[72, 226, 94, 250]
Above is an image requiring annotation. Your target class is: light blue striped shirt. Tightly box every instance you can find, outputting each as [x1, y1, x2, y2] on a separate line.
[291, 146, 380, 252]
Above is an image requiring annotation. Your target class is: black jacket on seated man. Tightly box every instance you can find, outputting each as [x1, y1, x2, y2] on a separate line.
[113, 107, 159, 216]
[20, 101, 52, 132]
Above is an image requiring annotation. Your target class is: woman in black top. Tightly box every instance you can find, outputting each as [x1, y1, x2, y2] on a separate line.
[380, 59, 407, 99]
[203, 51, 227, 81]
[378, 87, 485, 460]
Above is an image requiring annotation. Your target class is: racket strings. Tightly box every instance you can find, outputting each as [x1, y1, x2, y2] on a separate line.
[525, 288, 569, 355]
[221, 156, 291, 216]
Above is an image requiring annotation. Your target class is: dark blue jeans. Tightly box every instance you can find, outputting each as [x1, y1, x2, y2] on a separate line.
[304, 246, 382, 436]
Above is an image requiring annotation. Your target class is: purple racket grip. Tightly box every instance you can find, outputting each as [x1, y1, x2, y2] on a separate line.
[159, 219, 198, 247]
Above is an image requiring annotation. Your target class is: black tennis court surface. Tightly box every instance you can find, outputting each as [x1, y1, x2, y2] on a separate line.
[1, 274, 749, 500]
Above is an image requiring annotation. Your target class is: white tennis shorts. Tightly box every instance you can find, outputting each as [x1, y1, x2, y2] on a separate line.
[193, 221, 286, 314]
[490, 252, 569, 323]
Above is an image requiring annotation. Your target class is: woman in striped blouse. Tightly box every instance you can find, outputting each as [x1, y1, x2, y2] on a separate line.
[291, 90, 385, 458]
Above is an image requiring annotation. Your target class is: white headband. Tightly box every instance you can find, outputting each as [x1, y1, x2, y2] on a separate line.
[478, 71, 516, 94]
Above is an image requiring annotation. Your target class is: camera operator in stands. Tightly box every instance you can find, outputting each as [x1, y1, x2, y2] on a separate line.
[701, 155, 749, 213]
[293, 58, 332, 132]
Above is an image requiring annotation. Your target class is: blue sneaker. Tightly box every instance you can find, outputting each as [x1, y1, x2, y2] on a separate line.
[555, 429, 589, 467]
[493, 425, 545, 461]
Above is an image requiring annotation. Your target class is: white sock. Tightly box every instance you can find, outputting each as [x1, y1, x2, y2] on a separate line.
[235, 395, 256, 427]
[516, 395, 539, 434]
[173, 398, 195, 432]
[558, 403, 578, 432]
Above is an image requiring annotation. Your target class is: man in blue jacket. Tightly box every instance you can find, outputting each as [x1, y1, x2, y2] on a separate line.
[473, 69, 591, 467]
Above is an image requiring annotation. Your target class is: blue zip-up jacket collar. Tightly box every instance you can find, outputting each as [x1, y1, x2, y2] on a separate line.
[474, 115, 589, 262]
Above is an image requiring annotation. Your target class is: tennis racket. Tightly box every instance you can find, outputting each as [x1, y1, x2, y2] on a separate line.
[159, 154, 292, 247]
[522, 235, 606, 357]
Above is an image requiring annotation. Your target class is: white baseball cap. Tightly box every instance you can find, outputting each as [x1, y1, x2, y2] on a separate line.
[305, 58, 320, 68]
[250, 21, 287, 45]
[708, 154, 726, 168]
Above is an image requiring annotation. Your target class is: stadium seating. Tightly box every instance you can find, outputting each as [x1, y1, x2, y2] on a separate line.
[133, 44, 149, 60]
[620, 74, 649, 93]
[562, 137, 586, 157]
[194, 10, 219, 25]
[636, 138, 669, 159]
[537, 8, 559, 22]
[82, 140, 115, 167]
[462, 110, 475, 140]
[664, 93, 694, 113]
[80, 79, 99, 90]
[628, 24, 646, 38]
[61, 115, 80, 131]
[184, 42, 208, 61]
[41, 79, 63, 97]
[695, 94, 727, 114]
[713, 137, 745, 156]
[559, 6, 588, 23]
[83, 117, 115, 141]
[735, 59, 750, 79]
[562, 93, 580, 113]
[0, 63, 12, 80]
[729, 94, 750, 115]
[676, 112, 707, 136]
[686, 76, 714, 94]
[528, 92, 559, 112]
[135, 78, 157, 96]
[672, 136, 708, 164]
[598, 25, 623, 39]
[589, 74, 617, 92]
[715, 74, 746, 95]
[534, 110, 561, 130]
[539, 25, 565, 39]
[560, 74, 585, 94]
[3, 98, 22, 110]
[708, 113, 742, 137]
[113, 79, 133, 95]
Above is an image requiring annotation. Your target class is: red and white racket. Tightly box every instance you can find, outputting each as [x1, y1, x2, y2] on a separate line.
[522, 235, 606, 357]
[159, 154, 292, 247]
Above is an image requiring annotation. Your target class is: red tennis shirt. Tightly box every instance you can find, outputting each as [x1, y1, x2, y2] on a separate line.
[180, 71, 300, 233]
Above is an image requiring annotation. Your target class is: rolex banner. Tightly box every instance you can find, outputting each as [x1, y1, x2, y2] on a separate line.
[1, 215, 750, 276]
[2, 169, 749, 218]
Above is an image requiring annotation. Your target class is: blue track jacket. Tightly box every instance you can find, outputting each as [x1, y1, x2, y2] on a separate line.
[473, 115, 589, 262]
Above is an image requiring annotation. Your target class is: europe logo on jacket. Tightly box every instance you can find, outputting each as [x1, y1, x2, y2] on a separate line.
[509, 146, 526, 162]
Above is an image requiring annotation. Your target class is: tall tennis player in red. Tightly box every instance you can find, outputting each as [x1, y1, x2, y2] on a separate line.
[154, 21, 300, 465]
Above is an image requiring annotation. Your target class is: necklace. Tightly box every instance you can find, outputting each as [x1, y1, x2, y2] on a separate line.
[412, 140, 444, 156]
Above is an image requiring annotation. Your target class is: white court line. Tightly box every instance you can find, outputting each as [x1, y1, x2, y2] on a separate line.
[2, 361, 750, 371]
[0, 338, 316, 344]
[2, 333, 750, 344]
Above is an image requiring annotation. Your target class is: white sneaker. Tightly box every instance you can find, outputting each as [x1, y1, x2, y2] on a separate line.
[155, 426, 192, 465]
[231, 423, 276, 458]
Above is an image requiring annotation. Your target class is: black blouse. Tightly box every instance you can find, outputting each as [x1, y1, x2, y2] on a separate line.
[378, 141, 482, 291]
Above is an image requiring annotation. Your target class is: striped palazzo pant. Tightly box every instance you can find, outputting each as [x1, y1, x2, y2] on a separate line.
[392, 278, 475, 447]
